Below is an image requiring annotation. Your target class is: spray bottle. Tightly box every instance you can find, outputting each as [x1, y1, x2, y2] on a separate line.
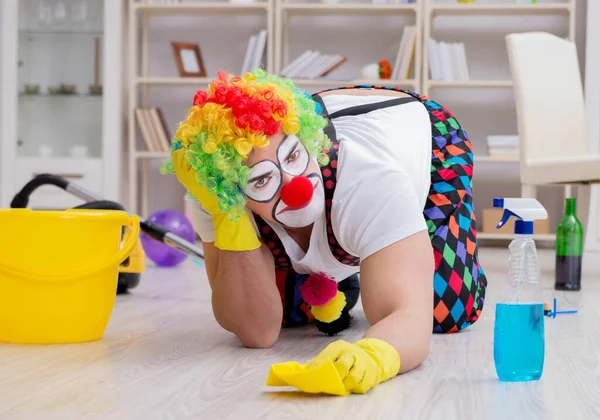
[492, 197, 548, 382]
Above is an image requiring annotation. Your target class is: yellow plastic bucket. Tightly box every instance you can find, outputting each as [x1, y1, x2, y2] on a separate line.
[0, 209, 140, 344]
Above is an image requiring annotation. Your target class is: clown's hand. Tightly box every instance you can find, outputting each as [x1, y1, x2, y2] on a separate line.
[170, 146, 260, 252]
[266, 339, 400, 396]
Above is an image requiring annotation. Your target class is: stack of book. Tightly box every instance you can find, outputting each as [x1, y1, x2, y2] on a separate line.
[241, 29, 268, 74]
[486, 135, 519, 159]
[281, 51, 347, 79]
[135, 107, 172, 153]
[390, 25, 416, 80]
[427, 38, 471, 81]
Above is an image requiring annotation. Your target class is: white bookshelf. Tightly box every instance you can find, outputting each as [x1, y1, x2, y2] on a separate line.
[422, 0, 576, 243]
[275, 0, 422, 91]
[125, 0, 582, 245]
[280, 3, 418, 13]
[133, 1, 270, 14]
[291, 78, 418, 88]
[133, 76, 214, 86]
[475, 155, 518, 163]
[429, 2, 573, 16]
[423, 0, 576, 96]
[127, 0, 275, 214]
[427, 79, 513, 89]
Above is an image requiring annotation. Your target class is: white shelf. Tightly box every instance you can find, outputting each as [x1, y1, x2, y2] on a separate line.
[427, 80, 513, 89]
[136, 151, 170, 159]
[478, 232, 556, 241]
[291, 78, 417, 88]
[429, 3, 572, 16]
[133, 2, 269, 15]
[135, 77, 214, 86]
[475, 155, 519, 163]
[128, 0, 277, 213]
[281, 3, 418, 14]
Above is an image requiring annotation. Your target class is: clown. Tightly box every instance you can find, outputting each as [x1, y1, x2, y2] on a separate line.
[161, 68, 487, 396]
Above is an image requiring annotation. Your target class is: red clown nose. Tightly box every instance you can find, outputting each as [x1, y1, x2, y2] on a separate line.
[280, 176, 314, 208]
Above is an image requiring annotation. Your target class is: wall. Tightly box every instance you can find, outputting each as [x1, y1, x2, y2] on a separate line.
[133, 0, 588, 239]
[0, 1, 16, 207]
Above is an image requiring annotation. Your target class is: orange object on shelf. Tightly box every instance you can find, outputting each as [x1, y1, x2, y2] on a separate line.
[379, 59, 392, 79]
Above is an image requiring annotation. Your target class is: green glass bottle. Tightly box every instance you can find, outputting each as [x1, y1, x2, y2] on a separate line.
[555, 197, 583, 291]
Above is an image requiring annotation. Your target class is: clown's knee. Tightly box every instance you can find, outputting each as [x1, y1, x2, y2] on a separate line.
[234, 324, 280, 349]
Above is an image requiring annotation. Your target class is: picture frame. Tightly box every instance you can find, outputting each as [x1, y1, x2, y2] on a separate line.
[171, 42, 206, 77]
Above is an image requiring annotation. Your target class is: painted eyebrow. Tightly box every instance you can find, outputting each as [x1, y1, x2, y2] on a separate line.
[275, 135, 290, 164]
[284, 139, 300, 161]
[248, 169, 273, 183]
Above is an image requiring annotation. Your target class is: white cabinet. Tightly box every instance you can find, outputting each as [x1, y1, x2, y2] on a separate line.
[0, 0, 123, 209]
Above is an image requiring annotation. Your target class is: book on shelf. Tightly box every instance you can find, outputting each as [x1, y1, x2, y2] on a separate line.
[428, 38, 470, 81]
[391, 25, 416, 80]
[241, 29, 268, 74]
[135, 107, 172, 153]
[281, 50, 347, 79]
[486, 135, 519, 158]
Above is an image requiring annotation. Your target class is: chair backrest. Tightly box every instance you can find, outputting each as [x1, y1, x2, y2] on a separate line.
[506, 32, 588, 167]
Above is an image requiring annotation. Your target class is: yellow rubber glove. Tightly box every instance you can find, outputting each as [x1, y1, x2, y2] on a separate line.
[170, 147, 261, 252]
[266, 338, 401, 396]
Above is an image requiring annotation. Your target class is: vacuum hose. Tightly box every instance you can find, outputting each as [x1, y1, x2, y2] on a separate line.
[11, 174, 205, 260]
[10, 174, 69, 209]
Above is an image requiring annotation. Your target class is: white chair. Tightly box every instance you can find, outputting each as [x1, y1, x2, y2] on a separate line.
[506, 32, 600, 241]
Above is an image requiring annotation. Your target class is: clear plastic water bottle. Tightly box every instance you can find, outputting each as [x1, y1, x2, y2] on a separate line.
[492, 197, 548, 382]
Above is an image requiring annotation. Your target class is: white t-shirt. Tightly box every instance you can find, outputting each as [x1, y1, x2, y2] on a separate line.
[189, 93, 432, 281]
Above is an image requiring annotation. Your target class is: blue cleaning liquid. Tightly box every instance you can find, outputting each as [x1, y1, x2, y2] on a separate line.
[493, 302, 545, 382]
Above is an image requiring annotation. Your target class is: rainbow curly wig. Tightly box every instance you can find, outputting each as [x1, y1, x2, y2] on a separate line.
[160, 68, 331, 219]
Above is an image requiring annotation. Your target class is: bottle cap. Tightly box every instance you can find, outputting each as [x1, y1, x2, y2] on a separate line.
[515, 220, 533, 235]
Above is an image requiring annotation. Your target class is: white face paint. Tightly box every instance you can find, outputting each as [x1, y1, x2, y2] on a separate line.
[272, 173, 325, 228]
[243, 134, 325, 228]
[277, 135, 310, 176]
[243, 160, 282, 203]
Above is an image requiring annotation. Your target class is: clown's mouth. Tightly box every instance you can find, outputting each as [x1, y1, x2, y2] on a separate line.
[274, 174, 320, 216]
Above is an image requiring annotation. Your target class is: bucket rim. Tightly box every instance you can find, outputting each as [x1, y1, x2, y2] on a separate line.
[0, 213, 140, 283]
[0, 208, 132, 222]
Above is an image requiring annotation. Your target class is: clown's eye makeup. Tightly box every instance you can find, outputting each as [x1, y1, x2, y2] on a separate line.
[243, 160, 281, 203]
[277, 135, 309, 176]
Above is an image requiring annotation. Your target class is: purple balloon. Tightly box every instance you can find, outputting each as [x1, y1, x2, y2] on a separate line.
[140, 209, 196, 267]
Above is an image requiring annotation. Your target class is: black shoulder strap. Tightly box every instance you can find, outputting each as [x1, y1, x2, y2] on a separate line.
[312, 94, 336, 143]
[328, 96, 418, 119]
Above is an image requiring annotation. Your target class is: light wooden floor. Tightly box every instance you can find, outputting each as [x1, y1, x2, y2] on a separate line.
[1, 248, 599, 420]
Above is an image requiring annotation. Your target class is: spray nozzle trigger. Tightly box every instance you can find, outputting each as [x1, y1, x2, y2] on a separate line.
[494, 198, 520, 229]
[497, 209, 518, 229]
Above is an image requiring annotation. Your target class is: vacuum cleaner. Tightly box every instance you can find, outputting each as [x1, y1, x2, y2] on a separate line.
[10, 173, 205, 294]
